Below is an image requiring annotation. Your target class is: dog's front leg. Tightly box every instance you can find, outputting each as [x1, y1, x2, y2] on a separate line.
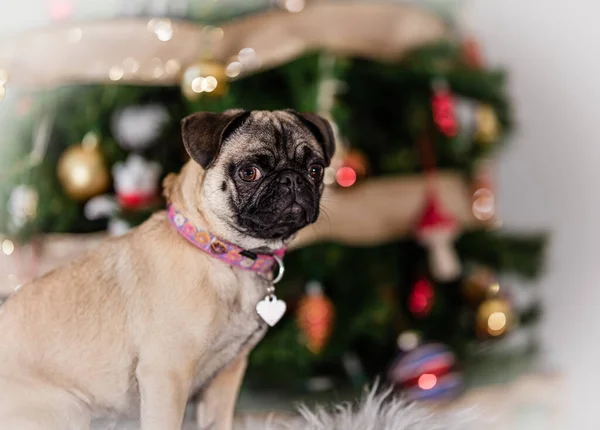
[196, 354, 248, 430]
[137, 363, 192, 430]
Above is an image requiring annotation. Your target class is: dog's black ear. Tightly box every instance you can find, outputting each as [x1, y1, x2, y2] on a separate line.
[288, 111, 336, 165]
[181, 110, 251, 169]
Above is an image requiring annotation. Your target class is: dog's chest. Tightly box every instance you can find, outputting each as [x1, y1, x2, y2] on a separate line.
[190, 271, 270, 391]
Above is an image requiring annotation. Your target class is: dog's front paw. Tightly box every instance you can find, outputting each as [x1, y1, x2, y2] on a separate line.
[196, 401, 218, 430]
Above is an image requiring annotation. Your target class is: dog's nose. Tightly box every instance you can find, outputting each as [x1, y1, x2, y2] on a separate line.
[277, 171, 303, 188]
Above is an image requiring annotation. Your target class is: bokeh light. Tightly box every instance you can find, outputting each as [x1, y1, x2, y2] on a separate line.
[418, 373, 437, 390]
[336, 167, 357, 187]
[109, 66, 124, 81]
[472, 188, 495, 220]
[487, 311, 507, 336]
[282, 0, 305, 13]
[1, 239, 15, 256]
[397, 331, 420, 351]
[226, 61, 243, 78]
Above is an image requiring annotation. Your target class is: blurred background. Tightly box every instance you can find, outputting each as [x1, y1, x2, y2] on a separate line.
[0, 0, 594, 428]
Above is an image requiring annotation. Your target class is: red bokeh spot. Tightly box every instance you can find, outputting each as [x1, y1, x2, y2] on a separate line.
[418, 373, 438, 390]
[336, 167, 357, 187]
[432, 90, 458, 137]
[408, 279, 434, 317]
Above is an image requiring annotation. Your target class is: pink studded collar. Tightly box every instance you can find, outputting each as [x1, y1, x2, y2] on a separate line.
[167, 204, 286, 277]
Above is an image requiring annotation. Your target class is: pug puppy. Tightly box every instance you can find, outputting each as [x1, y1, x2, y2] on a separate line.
[0, 110, 334, 430]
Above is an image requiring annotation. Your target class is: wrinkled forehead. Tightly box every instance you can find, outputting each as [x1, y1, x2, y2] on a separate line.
[224, 111, 323, 161]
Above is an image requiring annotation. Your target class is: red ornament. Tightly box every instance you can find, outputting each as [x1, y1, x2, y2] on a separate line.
[112, 155, 162, 211]
[415, 191, 461, 281]
[117, 191, 157, 211]
[462, 37, 485, 69]
[408, 278, 435, 317]
[296, 281, 335, 354]
[389, 343, 462, 401]
[336, 166, 357, 187]
[342, 150, 369, 177]
[431, 81, 458, 137]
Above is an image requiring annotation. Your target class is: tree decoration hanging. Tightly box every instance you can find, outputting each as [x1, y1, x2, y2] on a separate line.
[413, 111, 462, 281]
[475, 104, 500, 144]
[388, 342, 463, 401]
[57, 132, 110, 201]
[408, 277, 435, 318]
[296, 280, 335, 354]
[111, 104, 170, 151]
[462, 265, 499, 305]
[461, 36, 485, 69]
[415, 191, 462, 282]
[454, 96, 477, 142]
[113, 155, 162, 210]
[85, 154, 162, 236]
[476, 296, 513, 338]
[181, 59, 229, 100]
[431, 79, 458, 137]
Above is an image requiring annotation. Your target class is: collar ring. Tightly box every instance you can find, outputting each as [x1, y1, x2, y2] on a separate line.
[272, 255, 285, 284]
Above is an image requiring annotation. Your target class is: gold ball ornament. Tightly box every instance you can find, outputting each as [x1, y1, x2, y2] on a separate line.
[462, 266, 498, 305]
[57, 133, 110, 201]
[181, 60, 228, 100]
[475, 104, 500, 144]
[476, 297, 512, 338]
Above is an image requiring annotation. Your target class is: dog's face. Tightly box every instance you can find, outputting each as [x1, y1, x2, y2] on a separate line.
[181, 110, 335, 247]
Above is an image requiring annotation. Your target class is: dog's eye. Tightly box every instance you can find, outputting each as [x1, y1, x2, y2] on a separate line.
[308, 164, 324, 181]
[238, 166, 262, 182]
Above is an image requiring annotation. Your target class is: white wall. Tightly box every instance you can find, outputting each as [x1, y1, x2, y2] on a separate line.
[468, 1, 600, 428]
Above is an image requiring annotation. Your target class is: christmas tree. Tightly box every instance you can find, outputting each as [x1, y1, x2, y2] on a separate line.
[0, 1, 545, 401]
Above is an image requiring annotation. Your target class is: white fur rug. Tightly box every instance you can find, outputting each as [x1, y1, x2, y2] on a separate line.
[92, 386, 474, 430]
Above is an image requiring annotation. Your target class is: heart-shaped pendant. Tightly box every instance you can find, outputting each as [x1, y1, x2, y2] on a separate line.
[256, 295, 287, 327]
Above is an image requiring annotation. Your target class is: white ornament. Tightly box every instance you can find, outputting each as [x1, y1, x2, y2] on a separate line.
[420, 231, 462, 282]
[112, 154, 162, 198]
[397, 331, 421, 352]
[256, 295, 287, 327]
[8, 185, 39, 227]
[84, 195, 118, 220]
[84, 196, 131, 236]
[111, 104, 169, 150]
[455, 97, 477, 138]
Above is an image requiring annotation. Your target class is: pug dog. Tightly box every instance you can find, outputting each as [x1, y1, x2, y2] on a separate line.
[0, 109, 334, 430]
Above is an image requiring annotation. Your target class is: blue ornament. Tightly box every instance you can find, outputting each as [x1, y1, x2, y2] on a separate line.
[389, 342, 463, 401]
